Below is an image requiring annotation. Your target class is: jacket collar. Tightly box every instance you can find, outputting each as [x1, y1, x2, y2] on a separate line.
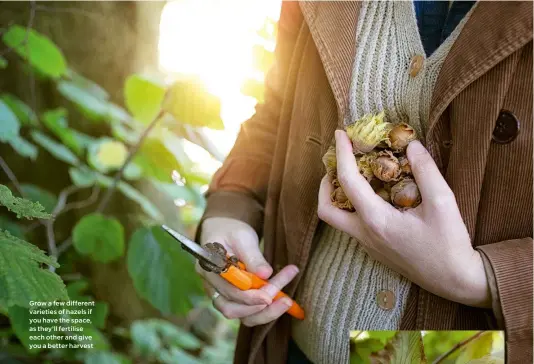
[299, 1, 533, 135]
[299, 0, 361, 127]
[427, 1, 533, 138]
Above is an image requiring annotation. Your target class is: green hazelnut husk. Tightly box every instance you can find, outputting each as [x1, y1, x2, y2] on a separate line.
[346, 112, 393, 155]
[387, 123, 416, 151]
[370, 150, 401, 182]
[322, 146, 337, 178]
[331, 187, 354, 212]
[391, 177, 421, 208]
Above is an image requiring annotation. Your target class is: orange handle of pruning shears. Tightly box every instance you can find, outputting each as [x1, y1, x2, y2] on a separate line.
[220, 262, 305, 320]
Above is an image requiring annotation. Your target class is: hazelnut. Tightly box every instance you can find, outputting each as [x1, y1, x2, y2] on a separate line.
[398, 156, 412, 175]
[331, 187, 354, 211]
[370, 150, 401, 182]
[346, 112, 393, 155]
[390, 177, 421, 208]
[322, 146, 337, 178]
[387, 123, 416, 151]
[376, 188, 391, 203]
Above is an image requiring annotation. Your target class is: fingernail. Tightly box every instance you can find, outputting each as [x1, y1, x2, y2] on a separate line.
[281, 298, 293, 307]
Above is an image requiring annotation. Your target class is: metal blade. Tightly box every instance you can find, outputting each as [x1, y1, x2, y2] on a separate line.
[160, 225, 227, 270]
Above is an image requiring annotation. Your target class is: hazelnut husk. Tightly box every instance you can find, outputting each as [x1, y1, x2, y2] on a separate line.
[332, 178, 340, 187]
[387, 123, 416, 151]
[356, 152, 377, 182]
[331, 187, 354, 211]
[322, 146, 337, 178]
[370, 150, 401, 182]
[390, 177, 421, 208]
[346, 112, 393, 155]
[398, 156, 412, 175]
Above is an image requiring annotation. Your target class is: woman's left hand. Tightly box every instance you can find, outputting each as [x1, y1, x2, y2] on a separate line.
[317, 130, 491, 308]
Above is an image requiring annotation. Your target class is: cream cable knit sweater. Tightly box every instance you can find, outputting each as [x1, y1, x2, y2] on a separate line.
[291, 2, 475, 363]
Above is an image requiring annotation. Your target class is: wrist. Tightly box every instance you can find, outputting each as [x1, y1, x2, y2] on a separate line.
[453, 250, 492, 308]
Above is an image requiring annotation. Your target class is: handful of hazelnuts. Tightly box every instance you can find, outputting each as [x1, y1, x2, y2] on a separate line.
[322, 112, 421, 211]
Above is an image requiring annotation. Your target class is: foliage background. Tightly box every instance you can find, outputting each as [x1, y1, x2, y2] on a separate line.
[0, 1, 279, 363]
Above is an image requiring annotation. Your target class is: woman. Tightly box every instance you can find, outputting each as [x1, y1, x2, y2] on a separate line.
[195, 2, 532, 363]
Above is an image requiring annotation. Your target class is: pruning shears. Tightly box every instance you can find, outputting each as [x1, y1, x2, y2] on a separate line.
[161, 225, 305, 320]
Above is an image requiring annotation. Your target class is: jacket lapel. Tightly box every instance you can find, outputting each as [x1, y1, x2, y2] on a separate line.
[299, 1, 361, 127]
[427, 1, 533, 139]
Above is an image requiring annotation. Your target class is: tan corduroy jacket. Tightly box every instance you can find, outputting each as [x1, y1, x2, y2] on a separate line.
[198, 2, 533, 364]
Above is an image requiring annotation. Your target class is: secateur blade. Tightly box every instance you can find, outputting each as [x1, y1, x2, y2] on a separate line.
[160, 225, 227, 273]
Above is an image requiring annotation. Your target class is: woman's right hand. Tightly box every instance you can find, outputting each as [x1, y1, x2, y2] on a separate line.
[197, 217, 299, 326]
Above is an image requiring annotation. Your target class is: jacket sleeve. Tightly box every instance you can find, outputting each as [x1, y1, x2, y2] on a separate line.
[476, 238, 533, 359]
[196, 3, 303, 238]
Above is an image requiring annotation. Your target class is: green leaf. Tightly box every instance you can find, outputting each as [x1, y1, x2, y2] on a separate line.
[111, 121, 141, 144]
[162, 78, 224, 130]
[369, 332, 426, 364]
[0, 216, 25, 238]
[66, 280, 109, 329]
[84, 351, 132, 364]
[57, 80, 111, 121]
[87, 138, 128, 173]
[0, 229, 68, 308]
[134, 138, 180, 183]
[95, 174, 163, 221]
[66, 68, 109, 101]
[2, 25, 67, 78]
[127, 226, 203, 315]
[252, 44, 275, 73]
[158, 347, 202, 364]
[131, 319, 202, 362]
[0, 184, 51, 219]
[69, 167, 97, 187]
[7, 305, 63, 353]
[423, 331, 481, 362]
[241, 78, 265, 103]
[42, 108, 83, 155]
[456, 332, 494, 364]
[30, 130, 79, 166]
[125, 74, 165, 125]
[19, 184, 57, 214]
[7, 135, 38, 160]
[351, 338, 385, 364]
[1, 94, 38, 126]
[72, 213, 124, 263]
[0, 56, 7, 69]
[0, 99, 20, 143]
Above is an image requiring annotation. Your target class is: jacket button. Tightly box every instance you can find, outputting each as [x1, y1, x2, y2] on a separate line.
[376, 290, 396, 310]
[409, 55, 424, 77]
[492, 110, 520, 144]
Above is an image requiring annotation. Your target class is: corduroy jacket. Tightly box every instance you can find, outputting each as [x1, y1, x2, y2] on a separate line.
[198, 2, 533, 363]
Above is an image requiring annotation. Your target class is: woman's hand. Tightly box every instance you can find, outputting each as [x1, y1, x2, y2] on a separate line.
[197, 217, 299, 326]
[317, 130, 491, 308]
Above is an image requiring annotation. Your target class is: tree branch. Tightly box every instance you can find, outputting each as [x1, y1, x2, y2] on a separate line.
[432, 331, 485, 364]
[96, 110, 165, 213]
[0, 156, 24, 196]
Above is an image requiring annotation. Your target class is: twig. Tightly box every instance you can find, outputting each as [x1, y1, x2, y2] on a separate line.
[45, 222, 58, 271]
[96, 110, 165, 213]
[0, 156, 24, 196]
[59, 185, 100, 216]
[0, 1, 36, 57]
[56, 237, 72, 256]
[432, 331, 485, 364]
[52, 185, 82, 216]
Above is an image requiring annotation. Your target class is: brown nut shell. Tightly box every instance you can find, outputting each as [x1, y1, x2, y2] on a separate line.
[356, 152, 377, 182]
[390, 177, 421, 208]
[370, 150, 401, 182]
[376, 188, 391, 203]
[398, 156, 412, 175]
[388, 123, 416, 151]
